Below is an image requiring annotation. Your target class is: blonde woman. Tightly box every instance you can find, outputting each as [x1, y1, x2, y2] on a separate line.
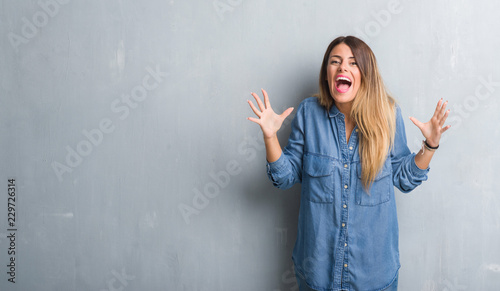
[247, 36, 450, 291]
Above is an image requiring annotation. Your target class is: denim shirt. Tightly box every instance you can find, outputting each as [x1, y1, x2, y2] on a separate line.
[266, 97, 429, 291]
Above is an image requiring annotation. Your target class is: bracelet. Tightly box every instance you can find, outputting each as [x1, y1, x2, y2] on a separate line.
[424, 140, 439, 150]
[421, 140, 438, 155]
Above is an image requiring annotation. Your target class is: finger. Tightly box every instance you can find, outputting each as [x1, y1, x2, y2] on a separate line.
[247, 117, 261, 125]
[409, 116, 425, 130]
[247, 100, 262, 117]
[251, 92, 265, 112]
[438, 100, 448, 119]
[432, 98, 444, 118]
[280, 107, 294, 120]
[441, 125, 451, 134]
[434, 98, 443, 115]
[439, 109, 450, 126]
[262, 88, 271, 109]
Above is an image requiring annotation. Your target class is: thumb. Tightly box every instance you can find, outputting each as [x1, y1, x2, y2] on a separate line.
[280, 107, 294, 120]
[409, 116, 424, 130]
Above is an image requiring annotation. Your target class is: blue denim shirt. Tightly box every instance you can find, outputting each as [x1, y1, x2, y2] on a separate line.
[266, 97, 429, 291]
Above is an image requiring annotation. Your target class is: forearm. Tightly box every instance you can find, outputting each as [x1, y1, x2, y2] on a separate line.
[414, 146, 435, 170]
[264, 134, 283, 163]
[410, 99, 450, 170]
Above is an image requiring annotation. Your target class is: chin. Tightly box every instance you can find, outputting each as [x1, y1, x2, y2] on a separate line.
[331, 92, 356, 106]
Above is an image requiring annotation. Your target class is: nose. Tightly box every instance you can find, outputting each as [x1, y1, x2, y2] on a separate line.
[338, 62, 347, 72]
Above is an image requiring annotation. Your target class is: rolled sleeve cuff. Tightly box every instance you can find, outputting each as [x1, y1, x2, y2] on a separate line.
[410, 153, 430, 177]
[266, 152, 289, 175]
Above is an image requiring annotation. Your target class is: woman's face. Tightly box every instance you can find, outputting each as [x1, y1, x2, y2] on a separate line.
[326, 43, 362, 109]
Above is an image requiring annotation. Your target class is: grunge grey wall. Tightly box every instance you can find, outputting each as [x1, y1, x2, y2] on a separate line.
[1, 0, 500, 290]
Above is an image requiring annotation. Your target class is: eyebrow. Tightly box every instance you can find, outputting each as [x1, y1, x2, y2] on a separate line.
[329, 55, 356, 59]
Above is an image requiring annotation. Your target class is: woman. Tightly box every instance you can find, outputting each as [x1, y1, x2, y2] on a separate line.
[247, 36, 450, 291]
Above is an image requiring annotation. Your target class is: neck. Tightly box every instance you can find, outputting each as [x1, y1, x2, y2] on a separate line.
[335, 101, 352, 119]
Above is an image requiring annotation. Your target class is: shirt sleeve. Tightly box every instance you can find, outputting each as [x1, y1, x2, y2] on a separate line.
[266, 100, 306, 189]
[391, 105, 430, 193]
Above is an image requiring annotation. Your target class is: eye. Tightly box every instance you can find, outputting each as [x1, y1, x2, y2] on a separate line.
[330, 60, 340, 65]
[350, 62, 358, 66]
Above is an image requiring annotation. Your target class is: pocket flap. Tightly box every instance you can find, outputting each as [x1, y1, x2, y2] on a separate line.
[304, 154, 334, 177]
[357, 160, 391, 181]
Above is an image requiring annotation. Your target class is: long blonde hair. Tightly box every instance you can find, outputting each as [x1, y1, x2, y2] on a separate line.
[316, 36, 396, 190]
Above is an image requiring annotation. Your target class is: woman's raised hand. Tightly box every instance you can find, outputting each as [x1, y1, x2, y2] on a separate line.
[409, 99, 451, 147]
[247, 89, 294, 139]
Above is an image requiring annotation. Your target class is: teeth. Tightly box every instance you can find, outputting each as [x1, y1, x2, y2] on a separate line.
[336, 76, 351, 83]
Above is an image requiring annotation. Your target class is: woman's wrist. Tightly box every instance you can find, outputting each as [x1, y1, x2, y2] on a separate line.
[425, 139, 439, 148]
[421, 140, 438, 156]
[263, 133, 278, 142]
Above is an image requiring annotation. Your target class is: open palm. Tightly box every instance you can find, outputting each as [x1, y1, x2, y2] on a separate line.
[247, 89, 294, 139]
[409, 99, 451, 147]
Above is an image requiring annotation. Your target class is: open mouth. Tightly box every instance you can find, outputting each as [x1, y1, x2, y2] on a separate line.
[335, 75, 352, 93]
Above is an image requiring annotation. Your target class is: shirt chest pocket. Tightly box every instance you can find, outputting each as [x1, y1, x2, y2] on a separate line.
[355, 160, 393, 206]
[303, 154, 335, 203]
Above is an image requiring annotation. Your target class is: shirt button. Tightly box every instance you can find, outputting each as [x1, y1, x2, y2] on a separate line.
[349, 146, 353, 150]
[345, 243, 347, 247]
[344, 164, 348, 168]
[342, 223, 345, 227]
[344, 264, 348, 268]
[343, 204, 347, 208]
[355, 129, 359, 132]
[344, 185, 348, 189]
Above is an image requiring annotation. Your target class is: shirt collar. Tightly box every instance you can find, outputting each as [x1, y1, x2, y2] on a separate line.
[328, 103, 343, 118]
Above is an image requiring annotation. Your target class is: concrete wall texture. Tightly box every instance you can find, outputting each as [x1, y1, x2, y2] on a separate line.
[1, 0, 499, 290]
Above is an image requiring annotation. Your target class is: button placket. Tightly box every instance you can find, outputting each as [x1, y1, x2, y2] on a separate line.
[338, 125, 357, 288]
[333, 113, 355, 290]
